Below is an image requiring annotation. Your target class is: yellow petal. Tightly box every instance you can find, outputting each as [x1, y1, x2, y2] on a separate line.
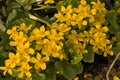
[7, 30, 12, 34]
[0, 67, 5, 70]
[9, 41, 16, 46]
[18, 72, 24, 78]
[3, 70, 7, 75]
[36, 53, 41, 60]
[25, 71, 31, 78]
[9, 52, 14, 58]
[40, 26, 45, 32]
[8, 69, 12, 75]
[5, 59, 11, 66]
[10, 63, 15, 68]
[28, 48, 34, 54]
[31, 57, 37, 63]
[91, 9, 97, 15]
[102, 26, 108, 32]
[24, 42, 30, 49]
[41, 63, 46, 70]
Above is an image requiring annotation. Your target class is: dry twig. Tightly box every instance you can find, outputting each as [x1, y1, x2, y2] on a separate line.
[106, 52, 120, 80]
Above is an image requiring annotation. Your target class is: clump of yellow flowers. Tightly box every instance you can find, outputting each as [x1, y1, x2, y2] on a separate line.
[54, 0, 113, 56]
[0, 22, 66, 78]
[0, 0, 114, 79]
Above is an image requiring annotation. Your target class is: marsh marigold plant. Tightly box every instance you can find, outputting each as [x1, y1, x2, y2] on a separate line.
[0, 0, 120, 80]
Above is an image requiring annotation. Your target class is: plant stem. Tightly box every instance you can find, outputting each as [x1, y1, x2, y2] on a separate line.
[106, 52, 120, 80]
[28, 14, 51, 27]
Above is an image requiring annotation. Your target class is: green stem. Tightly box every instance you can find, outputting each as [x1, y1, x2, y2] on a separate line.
[33, 5, 56, 10]
[28, 14, 51, 27]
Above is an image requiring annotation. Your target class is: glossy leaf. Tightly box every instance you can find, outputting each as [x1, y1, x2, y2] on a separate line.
[83, 47, 94, 63]
[32, 73, 45, 80]
[55, 61, 83, 80]
[62, 0, 78, 7]
[107, 12, 120, 34]
[26, 77, 32, 80]
[6, 9, 17, 25]
[71, 54, 83, 64]
[0, 19, 6, 32]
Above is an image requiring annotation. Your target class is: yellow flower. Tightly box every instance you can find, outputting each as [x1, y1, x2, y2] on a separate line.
[54, 12, 65, 22]
[74, 76, 79, 80]
[18, 63, 32, 78]
[47, 29, 64, 41]
[89, 15, 95, 23]
[7, 26, 18, 39]
[17, 23, 32, 31]
[44, 0, 54, 4]
[65, 13, 73, 26]
[0, 60, 14, 75]
[61, 5, 73, 14]
[75, 5, 90, 18]
[9, 31, 27, 46]
[20, 54, 31, 64]
[82, 20, 87, 26]
[51, 44, 62, 58]
[31, 53, 48, 71]
[17, 42, 34, 55]
[91, 9, 97, 15]
[90, 30, 111, 54]
[76, 42, 88, 54]
[91, 0, 106, 14]
[113, 76, 120, 80]
[80, 0, 87, 6]
[51, 23, 71, 33]
[6, 52, 20, 68]
[90, 22, 108, 34]
[36, 39, 50, 50]
[103, 45, 113, 57]
[41, 40, 55, 56]
[67, 30, 84, 44]
[30, 26, 46, 41]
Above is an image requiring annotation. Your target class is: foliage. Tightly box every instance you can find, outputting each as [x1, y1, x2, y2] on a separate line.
[0, 0, 120, 80]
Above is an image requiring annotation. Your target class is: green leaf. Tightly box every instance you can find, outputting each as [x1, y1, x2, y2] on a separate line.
[74, 63, 83, 74]
[26, 77, 32, 80]
[0, 32, 12, 50]
[69, 0, 79, 7]
[63, 41, 74, 54]
[15, 0, 35, 5]
[113, 46, 120, 55]
[6, 0, 21, 11]
[44, 62, 56, 80]
[6, 9, 17, 25]
[12, 69, 19, 77]
[45, 73, 56, 80]
[55, 61, 83, 80]
[0, 54, 6, 66]
[0, 19, 6, 32]
[83, 47, 94, 63]
[0, 51, 9, 58]
[1, 7, 7, 17]
[107, 12, 120, 30]
[15, 0, 35, 10]
[109, 25, 119, 34]
[32, 73, 45, 80]
[62, 0, 78, 7]
[56, 4, 61, 12]
[71, 54, 83, 64]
